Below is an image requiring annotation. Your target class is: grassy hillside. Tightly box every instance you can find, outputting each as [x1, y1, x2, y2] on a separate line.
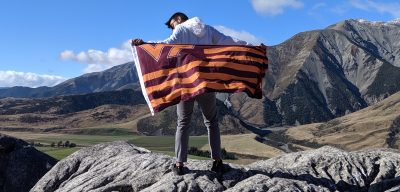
[285, 91, 400, 150]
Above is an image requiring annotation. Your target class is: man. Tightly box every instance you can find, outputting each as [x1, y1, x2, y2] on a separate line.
[132, 12, 253, 175]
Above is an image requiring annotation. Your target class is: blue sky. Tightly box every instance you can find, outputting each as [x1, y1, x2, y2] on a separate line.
[0, 0, 399, 88]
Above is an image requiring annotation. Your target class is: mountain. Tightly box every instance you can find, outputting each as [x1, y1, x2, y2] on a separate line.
[0, 89, 148, 133]
[0, 62, 139, 98]
[229, 19, 400, 126]
[285, 91, 400, 150]
[31, 141, 400, 191]
[1, 19, 399, 128]
[0, 89, 248, 135]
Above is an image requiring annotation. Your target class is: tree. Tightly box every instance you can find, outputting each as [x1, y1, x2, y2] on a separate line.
[221, 148, 236, 160]
[57, 141, 63, 147]
[64, 140, 70, 147]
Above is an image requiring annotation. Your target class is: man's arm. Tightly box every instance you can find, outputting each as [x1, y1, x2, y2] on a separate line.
[132, 26, 185, 45]
[210, 26, 252, 46]
[156, 26, 185, 44]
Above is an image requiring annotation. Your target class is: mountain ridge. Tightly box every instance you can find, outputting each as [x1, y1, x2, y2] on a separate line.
[1, 18, 399, 127]
[0, 62, 139, 98]
[232, 18, 400, 126]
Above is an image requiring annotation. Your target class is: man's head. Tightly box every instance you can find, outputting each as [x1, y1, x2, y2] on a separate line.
[165, 12, 188, 30]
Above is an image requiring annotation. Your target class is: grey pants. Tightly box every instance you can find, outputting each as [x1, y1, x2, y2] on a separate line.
[175, 92, 221, 162]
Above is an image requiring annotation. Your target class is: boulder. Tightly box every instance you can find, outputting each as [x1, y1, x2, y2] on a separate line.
[31, 141, 400, 192]
[0, 134, 57, 192]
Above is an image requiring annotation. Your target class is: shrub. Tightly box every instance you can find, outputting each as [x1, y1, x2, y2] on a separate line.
[188, 147, 236, 160]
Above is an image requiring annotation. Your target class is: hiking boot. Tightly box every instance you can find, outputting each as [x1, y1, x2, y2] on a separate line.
[171, 164, 185, 176]
[211, 159, 224, 174]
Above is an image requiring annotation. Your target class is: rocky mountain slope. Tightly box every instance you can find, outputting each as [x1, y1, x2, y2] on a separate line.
[31, 141, 400, 192]
[231, 19, 400, 126]
[118, 18, 400, 130]
[285, 91, 400, 151]
[0, 134, 57, 192]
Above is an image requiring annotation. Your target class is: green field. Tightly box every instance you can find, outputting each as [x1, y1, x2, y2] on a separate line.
[36, 146, 81, 160]
[33, 134, 209, 160]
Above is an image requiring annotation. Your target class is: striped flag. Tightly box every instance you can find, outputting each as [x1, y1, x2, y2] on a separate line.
[131, 43, 268, 115]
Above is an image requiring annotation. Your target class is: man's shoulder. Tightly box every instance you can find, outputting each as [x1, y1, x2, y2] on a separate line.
[173, 24, 187, 33]
[188, 17, 203, 23]
[182, 17, 208, 28]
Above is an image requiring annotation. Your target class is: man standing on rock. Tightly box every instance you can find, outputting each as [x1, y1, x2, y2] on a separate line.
[132, 12, 255, 175]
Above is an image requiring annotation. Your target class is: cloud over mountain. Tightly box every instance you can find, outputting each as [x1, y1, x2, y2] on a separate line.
[60, 41, 133, 73]
[0, 71, 66, 88]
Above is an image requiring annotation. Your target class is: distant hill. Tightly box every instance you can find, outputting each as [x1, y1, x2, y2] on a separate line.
[0, 89, 248, 135]
[0, 89, 147, 134]
[0, 62, 139, 98]
[285, 91, 400, 150]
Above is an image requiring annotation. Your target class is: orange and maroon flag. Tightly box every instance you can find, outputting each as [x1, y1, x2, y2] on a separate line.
[131, 43, 268, 115]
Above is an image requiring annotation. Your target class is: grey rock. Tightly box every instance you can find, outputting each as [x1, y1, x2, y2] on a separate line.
[31, 141, 400, 192]
[226, 174, 329, 192]
[0, 134, 57, 192]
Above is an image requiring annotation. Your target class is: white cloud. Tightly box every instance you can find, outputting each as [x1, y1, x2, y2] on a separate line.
[331, 4, 351, 15]
[350, 0, 400, 17]
[60, 40, 133, 73]
[61, 30, 264, 74]
[251, 0, 304, 16]
[0, 71, 66, 88]
[214, 25, 264, 45]
[307, 3, 327, 20]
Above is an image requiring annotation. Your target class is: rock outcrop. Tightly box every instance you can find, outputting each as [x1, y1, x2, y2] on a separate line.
[0, 134, 57, 192]
[31, 141, 400, 192]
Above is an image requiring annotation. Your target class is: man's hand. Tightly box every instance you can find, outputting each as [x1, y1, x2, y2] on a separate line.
[131, 38, 145, 46]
